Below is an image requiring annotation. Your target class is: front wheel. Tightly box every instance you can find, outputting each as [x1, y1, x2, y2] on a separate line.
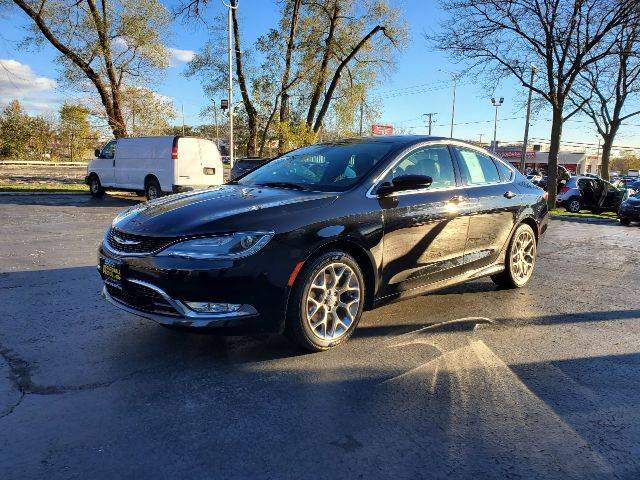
[491, 223, 537, 289]
[89, 175, 105, 197]
[286, 251, 365, 352]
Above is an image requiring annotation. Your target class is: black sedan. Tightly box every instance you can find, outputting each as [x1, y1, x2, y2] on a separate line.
[98, 136, 548, 351]
[619, 191, 640, 226]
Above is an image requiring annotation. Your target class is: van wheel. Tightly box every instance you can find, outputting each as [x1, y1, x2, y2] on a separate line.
[286, 251, 365, 352]
[89, 175, 105, 197]
[145, 178, 162, 200]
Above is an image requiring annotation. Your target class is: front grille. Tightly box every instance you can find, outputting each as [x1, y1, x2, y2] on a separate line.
[106, 281, 180, 316]
[106, 227, 176, 254]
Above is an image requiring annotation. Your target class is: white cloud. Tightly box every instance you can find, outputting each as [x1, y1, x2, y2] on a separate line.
[0, 59, 59, 113]
[168, 47, 195, 63]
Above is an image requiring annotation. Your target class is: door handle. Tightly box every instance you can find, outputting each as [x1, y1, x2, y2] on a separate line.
[503, 191, 517, 199]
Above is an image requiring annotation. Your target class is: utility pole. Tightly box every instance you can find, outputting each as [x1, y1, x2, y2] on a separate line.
[423, 113, 437, 135]
[491, 97, 504, 153]
[181, 104, 185, 136]
[478, 133, 484, 144]
[213, 101, 220, 149]
[359, 96, 364, 136]
[520, 65, 537, 172]
[223, 0, 237, 169]
[450, 75, 459, 138]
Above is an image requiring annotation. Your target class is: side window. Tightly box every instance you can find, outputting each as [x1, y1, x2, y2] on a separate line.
[101, 141, 116, 160]
[455, 147, 501, 185]
[390, 145, 456, 189]
[494, 159, 514, 182]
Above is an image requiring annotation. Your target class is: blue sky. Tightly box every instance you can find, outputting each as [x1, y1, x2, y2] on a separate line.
[1, 0, 639, 151]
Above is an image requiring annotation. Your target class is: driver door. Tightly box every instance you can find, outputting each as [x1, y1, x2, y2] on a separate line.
[97, 140, 117, 186]
[379, 144, 469, 299]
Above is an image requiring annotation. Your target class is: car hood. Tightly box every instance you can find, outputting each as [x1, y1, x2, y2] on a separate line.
[112, 184, 337, 236]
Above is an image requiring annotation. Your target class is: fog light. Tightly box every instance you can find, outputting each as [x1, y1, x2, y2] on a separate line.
[184, 302, 241, 313]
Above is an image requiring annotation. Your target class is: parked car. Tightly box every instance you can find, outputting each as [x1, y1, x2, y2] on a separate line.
[557, 176, 626, 213]
[229, 157, 270, 180]
[98, 136, 548, 352]
[86, 136, 224, 200]
[618, 191, 640, 226]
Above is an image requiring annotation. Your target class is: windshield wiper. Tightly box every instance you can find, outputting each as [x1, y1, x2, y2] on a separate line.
[254, 181, 309, 191]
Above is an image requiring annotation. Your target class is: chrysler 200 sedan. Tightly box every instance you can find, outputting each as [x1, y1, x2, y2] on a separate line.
[99, 136, 548, 351]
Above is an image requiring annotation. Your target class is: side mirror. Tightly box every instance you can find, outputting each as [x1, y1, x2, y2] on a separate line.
[377, 175, 433, 196]
[94, 148, 101, 158]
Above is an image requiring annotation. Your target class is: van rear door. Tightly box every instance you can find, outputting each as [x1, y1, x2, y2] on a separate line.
[174, 138, 202, 187]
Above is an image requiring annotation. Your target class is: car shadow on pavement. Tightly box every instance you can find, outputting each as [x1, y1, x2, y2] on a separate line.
[551, 215, 621, 226]
[3, 266, 640, 478]
[0, 194, 142, 208]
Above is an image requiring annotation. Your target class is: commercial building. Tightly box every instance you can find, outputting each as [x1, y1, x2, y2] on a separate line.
[495, 146, 599, 175]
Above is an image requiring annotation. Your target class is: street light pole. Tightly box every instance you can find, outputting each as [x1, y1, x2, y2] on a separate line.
[520, 65, 538, 172]
[223, 0, 237, 169]
[450, 76, 458, 138]
[491, 97, 504, 153]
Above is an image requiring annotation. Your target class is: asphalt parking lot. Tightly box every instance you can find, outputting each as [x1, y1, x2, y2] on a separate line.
[1, 194, 639, 479]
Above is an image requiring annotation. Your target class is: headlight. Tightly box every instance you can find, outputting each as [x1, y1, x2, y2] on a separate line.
[158, 232, 274, 259]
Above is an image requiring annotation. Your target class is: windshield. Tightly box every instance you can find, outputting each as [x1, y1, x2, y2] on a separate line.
[237, 141, 394, 192]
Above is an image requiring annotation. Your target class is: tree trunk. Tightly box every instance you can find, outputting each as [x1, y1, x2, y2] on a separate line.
[546, 107, 563, 209]
[231, 1, 258, 156]
[312, 25, 385, 133]
[600, 130, 618, 182]
[306, 2, 339, 129]
[278, 0, 302, 154]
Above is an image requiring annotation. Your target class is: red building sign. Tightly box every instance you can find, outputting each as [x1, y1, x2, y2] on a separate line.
[371, 124, 394, 136]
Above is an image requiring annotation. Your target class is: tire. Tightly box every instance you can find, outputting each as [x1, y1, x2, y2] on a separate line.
[620, 217, 631, 226]
[145, 177, 162, 200]
[491, 223, 537, 289]
[286, 251, 365, 352]
[566, 198, 581, 213]
[88, 175, 105, 197]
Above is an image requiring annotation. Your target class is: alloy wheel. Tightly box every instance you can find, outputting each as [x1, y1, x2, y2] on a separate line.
[91, 179, 99, 193]
[305, 262, 361, 341]
[510, 229, 536, 285]
[148, 185, 158, 199]
[568, 200, 581, 213]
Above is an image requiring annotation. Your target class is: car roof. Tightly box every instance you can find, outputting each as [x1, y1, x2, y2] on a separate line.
[316, 135, 488, 150]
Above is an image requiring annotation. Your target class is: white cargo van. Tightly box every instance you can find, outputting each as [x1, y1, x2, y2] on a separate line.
[86, 136, 223, 200]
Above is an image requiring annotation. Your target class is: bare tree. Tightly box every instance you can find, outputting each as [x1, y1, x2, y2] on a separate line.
[429, 0, 640, 206]
[570, 23, 640, 180]
[11, 0, 171, 138]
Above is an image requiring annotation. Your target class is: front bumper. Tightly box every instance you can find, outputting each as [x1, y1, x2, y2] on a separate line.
[619, 204, 640, 220]
[98, 240, 294, 333]
[101, 280, 258, 328]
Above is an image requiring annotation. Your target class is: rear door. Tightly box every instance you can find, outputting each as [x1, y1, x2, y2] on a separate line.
[452, 146, 520, 272]
[379, 143, 470, 298]
[175, 138, 202, 187]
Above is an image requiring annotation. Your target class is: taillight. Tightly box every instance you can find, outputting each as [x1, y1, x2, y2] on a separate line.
[559, 185, 570, 194]
[171, 145, 178, 160]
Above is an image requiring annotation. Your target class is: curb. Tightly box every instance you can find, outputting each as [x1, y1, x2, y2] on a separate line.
[0, 191, 89, 196]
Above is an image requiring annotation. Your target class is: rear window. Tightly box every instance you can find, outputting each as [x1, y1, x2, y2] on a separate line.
[455, 147, 501, 184]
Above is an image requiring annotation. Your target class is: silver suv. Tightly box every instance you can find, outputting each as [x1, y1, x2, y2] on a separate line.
[557, 176, 626, 213]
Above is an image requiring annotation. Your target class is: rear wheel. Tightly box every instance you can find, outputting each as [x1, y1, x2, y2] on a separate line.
[491, 223, 537, 289]
[286, 251, 365, 352]
[566, 198, 581, 213]
[145, 178, 162, 200]
[88, 175, 105, 197]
